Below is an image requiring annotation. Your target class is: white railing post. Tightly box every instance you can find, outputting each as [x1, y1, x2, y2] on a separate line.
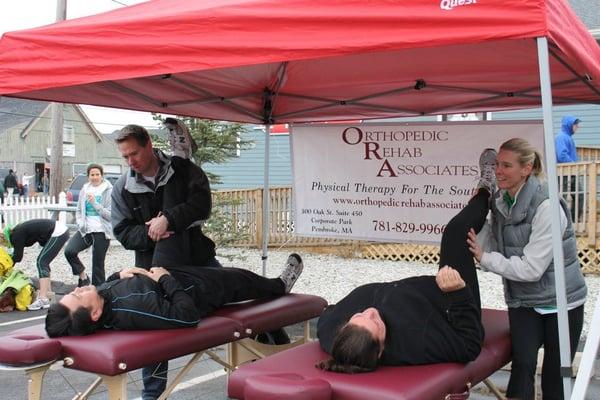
[58, 192, 67, 225]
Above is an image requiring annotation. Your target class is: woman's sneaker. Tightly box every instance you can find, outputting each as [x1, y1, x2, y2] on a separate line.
[27, 297, 50, 311]
[477, 148, 497, 194]
[279, 254, 304, 293]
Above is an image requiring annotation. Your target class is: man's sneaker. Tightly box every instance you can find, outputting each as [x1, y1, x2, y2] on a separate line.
[164, 117, 198, 160]
[279, 254, 304, 293]
[27, 297, 50, 311]
[477, 148, 497, 194]
[78, 276, 90, 287]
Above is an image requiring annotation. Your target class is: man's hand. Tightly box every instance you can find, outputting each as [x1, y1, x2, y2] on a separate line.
[148, 267, 170, 282]
[119, 267, 150, 279]
[436, 266, 466, 293]
[467, 228, 483, 262]
[146, 214, 172, 241]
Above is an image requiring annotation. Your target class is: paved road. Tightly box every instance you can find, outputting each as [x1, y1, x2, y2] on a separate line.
[1, 291, 599, 399]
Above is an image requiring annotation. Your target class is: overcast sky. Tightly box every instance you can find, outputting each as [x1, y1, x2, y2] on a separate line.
[0, 0, 161, 133]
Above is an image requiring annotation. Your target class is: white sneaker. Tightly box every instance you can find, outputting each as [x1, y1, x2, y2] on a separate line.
[164, 118, 198, 160]
[279, 254, 304, 293]
[27, 297, 50, 311]
[477, 148, 497, 194]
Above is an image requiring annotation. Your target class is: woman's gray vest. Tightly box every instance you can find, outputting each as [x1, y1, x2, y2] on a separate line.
[490, 175, 587, 308]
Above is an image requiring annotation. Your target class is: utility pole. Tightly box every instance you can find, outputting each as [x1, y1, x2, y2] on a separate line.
[49, 0, 67, 199]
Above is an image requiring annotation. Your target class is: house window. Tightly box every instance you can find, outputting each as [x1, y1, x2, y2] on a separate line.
[63, 125, 75, 143]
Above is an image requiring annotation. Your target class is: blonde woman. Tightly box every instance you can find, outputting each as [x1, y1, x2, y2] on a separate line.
[468, 138, 587, 400]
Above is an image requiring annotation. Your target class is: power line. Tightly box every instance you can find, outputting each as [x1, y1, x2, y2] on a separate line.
[110, 0, 130, 6]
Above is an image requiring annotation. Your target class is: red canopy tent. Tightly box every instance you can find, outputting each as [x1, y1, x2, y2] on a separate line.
[0, 0, 598, 123]
[1, 0, 599, 396]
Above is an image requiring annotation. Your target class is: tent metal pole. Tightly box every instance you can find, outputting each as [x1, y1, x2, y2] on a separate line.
[571, 294, 600, 398]
[261, 124, 271, 276]
[537, 37, 573, 398]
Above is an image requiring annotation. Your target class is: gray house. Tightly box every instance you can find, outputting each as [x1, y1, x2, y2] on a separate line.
[0, 97, 125, 193]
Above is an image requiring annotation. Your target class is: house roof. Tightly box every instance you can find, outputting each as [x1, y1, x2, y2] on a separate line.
[0, 97, 103, 141]
[0, 97, 49, 133]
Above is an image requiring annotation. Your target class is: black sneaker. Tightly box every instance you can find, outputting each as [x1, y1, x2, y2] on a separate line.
[78, 276, 90, 287]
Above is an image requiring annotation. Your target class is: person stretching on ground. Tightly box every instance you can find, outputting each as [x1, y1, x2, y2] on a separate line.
[316, 149, 498, 373]
[45, 254, 303, 336]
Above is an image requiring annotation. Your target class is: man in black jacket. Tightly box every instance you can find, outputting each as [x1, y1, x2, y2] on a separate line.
[45, 254, 303, 337]
[3, 169, 17, 199]
[111, 124, 219, 399]
[111, 124, 216, 269]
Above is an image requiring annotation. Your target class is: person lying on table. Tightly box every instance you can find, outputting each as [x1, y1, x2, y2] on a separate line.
[316, 148, 498, 373]
[45, 254, 303, 336]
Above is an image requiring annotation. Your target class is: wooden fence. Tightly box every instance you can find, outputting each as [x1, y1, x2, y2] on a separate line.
[0, 195, 57, 228]
[216, 149, 600, 273]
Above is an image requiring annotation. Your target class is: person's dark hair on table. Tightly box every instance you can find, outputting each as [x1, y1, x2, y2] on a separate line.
[46, 302, 97, 337]
[317, 323, 381, 373]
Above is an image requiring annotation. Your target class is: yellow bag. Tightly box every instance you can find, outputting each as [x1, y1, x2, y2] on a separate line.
[15, 284, 34, 311]
[0, 247, 13, 278]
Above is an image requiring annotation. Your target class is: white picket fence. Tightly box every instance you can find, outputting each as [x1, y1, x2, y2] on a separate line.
[0, 193, 69, 229]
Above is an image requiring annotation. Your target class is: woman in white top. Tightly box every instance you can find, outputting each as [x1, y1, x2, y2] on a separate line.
[64, 164, 113, 287]
[467, 138, 586, 400]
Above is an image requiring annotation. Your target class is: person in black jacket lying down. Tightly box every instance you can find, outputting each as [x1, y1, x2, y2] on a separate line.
[45, 254, 303, 337]
[317, 149, 498, 373]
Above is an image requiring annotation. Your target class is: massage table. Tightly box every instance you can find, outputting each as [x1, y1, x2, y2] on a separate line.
[0, 293, 327, 400]
[228, 308, 511, 400]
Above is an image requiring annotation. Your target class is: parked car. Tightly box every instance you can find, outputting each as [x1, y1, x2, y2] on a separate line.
[66, 173, 121, 203]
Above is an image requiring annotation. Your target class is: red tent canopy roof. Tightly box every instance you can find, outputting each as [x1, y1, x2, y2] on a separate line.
[0, 0, 598, 123]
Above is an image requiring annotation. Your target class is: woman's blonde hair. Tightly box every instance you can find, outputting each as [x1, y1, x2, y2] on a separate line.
[499, 138, 544, 178]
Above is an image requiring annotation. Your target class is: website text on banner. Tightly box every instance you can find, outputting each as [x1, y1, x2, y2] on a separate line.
[291, 122, 543, 244]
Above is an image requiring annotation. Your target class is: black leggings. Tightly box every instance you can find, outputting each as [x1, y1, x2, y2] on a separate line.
[506, 305, 584, 400]
[439, 188, 490, 310]
[36, 231, 69, 278]
[64, 231, 110, 285]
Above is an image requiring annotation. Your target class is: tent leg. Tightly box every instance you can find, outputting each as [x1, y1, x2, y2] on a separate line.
[536, 36, 573, 399]
[261, 124, 271, 276]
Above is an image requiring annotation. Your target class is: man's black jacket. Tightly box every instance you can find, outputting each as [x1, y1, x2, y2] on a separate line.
[98, 271, 200, 330]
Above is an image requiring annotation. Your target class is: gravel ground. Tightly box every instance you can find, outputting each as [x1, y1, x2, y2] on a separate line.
[15, 242, 600, 337]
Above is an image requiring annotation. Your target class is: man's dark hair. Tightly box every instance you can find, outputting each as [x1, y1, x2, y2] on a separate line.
[45, 303, 98, 337]
[86, 163, 104, 176]
[115, 124, 151, 147]
[315, 323, 381, 373]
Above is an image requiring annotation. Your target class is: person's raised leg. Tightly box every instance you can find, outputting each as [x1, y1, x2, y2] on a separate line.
[439, 148, 496, 308]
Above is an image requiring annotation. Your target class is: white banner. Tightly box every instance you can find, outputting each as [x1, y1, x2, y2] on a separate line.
[291, 121, 544, 244]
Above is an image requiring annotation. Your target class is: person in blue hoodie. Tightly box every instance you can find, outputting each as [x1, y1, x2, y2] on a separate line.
[555, 115, 581, 222]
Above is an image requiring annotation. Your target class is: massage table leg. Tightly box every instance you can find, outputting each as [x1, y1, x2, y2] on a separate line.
[26, 365, 50, 400]
[483, 378, 506, 400]
[72, 376, 103, 400]
[102, 374, 127, 400]
[227, 321, 312, 369]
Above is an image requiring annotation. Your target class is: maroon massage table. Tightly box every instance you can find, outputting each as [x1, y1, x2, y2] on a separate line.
[0, 293, 327, 400]
[228, 308, 511, 400]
